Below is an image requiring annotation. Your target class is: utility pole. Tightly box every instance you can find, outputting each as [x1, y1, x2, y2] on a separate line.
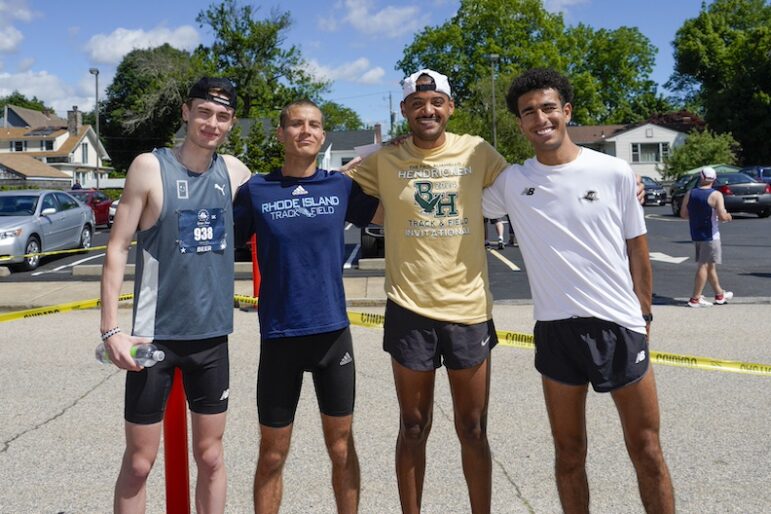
[89, 67, 100, 189]
[488, 54, 499, 149]
[389, 92, 395, 137]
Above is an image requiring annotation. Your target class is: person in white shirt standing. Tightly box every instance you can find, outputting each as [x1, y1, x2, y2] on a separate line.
[483, 68, 674, 514]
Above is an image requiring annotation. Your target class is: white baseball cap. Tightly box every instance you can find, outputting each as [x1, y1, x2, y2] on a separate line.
[402, 69, 452, 100]
[700, 166, 717, 180]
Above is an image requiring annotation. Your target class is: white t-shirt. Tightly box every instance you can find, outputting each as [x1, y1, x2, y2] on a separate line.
[483, 148, 647, 334]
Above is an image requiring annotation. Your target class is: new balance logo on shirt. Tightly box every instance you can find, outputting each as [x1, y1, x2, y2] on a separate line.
[292, 185, 309, 196]
[339, 352, 353, 366]
[522, 187, 536, 196]
[583, 190, 599, 202]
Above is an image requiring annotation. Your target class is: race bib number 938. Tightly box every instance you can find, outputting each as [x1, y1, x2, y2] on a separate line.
[178, 208, 227, 254]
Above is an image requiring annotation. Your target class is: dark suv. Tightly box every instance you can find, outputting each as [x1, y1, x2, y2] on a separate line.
[670, 172, 771, 218]
[641, 176, 667, 206]
[739, 165, 771, 185]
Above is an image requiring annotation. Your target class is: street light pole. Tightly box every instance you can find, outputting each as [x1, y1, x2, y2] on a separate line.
[89, 67, 100, 189]
[488, 54, 499, 149]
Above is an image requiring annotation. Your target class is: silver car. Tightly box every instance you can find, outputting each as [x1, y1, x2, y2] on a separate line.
[0, 190, 95, 271]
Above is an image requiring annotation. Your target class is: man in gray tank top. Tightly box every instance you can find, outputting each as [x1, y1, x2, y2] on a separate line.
[99, 77, 250, 513]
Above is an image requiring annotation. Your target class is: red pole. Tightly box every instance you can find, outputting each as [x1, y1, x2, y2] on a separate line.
[250, 234, 260, 298]
[164, 368, 190, 514]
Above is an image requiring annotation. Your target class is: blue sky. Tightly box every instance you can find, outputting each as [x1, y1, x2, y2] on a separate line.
[0, 0, 709, 132]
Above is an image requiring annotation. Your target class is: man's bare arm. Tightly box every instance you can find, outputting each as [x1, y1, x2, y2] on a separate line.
[627, 234, 653, 336]
[680, 190, 691, 219]
[222, 154, 252, 199]
[99, 153, 159, 370]
[709, 191, 732, 222]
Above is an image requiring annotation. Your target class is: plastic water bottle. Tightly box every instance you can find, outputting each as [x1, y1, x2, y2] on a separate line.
[95, 342, 166, 367]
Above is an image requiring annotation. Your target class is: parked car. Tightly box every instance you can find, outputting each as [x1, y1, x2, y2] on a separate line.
[108, 198, 120, 227]
[641, 176, 667, 206]
[670, 172, 771, 218]
[0, 190, 95, 271]
[739, 165, 771, 185]
[360, 224, 384, 258]
[69, 189, 112, 226]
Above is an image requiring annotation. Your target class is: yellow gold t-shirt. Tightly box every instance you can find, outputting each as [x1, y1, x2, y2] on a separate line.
[348, 132, 508, 323]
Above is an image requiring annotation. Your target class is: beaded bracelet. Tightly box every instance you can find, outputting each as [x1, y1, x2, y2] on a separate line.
[100, 327, 121, 342]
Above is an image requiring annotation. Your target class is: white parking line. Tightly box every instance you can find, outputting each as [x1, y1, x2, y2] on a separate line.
[488, 249, 520, 271]
[645, 213, 682, 222]
[31, 252, 105, 276]
[344, 244, 360, 269]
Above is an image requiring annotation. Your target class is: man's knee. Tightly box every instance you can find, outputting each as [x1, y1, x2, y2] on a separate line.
[257, 442, 290, 476]
[122, 452, 156, 486]
[326, 434, 355, 468]
[193, 440, 225, 475]
[400, 413, 432, 443]
[454, 415, 487, 446]
[627, 430, 666, 471]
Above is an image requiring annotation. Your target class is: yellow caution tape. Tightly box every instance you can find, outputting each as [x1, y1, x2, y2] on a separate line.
[0, 241, 136, 263]
[0, 295, 768, 377]
[346, 310, 771, 377]
[234, 294, 259, 306]
[0, 294, 133, 323]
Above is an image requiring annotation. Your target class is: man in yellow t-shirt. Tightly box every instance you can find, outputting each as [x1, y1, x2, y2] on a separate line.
[346, 69, 507, 514]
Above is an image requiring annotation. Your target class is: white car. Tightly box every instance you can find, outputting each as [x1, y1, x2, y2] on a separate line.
[108, 198, 120, 228]
[0, 190, 95, 271]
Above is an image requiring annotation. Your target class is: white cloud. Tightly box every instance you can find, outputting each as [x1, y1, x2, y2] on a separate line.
[359, 67, 385, 85]
[307, 57, 384, 85]
[544, 0, 590, 13]
[0, 25, 23, 52]
[0, 70, 94, 114]
[347, 0, 428, 38]
[0, 0, 38, 53]
[84, 26, 200, 65]
[316, 14, 339, 32]
[0, 0, 36, 22]
[323, 0, 429, 38]
[17, 56, 33, 72]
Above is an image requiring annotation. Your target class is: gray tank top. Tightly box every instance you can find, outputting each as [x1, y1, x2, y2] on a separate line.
[132, 147, 234, 340]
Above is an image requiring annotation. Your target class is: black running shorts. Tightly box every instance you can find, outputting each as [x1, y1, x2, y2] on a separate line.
[383, 300, 497, 371]
[534, 317, 649, 393]
[257, 327, 355, 428]
[124, 335, 229, 424]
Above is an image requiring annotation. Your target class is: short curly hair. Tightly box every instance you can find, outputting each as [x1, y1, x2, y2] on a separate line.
[506, 68, 574, 117]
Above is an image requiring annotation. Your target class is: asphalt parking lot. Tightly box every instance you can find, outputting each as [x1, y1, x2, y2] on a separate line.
[0, 302, 769, 513]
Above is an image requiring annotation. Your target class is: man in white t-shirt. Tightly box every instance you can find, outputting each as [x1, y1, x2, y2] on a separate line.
[483, 68, 674, 514]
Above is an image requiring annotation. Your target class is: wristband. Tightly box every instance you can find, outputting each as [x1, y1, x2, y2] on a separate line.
[642, 313, 653, 323]
[100, 327, 121, 341]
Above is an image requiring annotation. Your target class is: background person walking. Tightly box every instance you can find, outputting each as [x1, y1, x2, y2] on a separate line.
[680, 166, 733, 307]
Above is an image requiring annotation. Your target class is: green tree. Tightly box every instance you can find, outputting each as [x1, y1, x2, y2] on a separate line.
[219, 122, 246, 158]
[396, 0, 661, 160]
[662, 129, 740, 179]
[669, 0, 771, 163]
[195, 0, 328, 119]
[242, 118, 283, 174]
[0, 91, 53, 113]
[319, 101, 363, 131]
[102, 44, 208, 171]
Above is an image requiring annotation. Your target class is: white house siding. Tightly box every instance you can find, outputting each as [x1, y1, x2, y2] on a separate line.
[608, 124, 687, 180]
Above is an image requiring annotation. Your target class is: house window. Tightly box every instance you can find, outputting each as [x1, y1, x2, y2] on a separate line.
[81, 142, 89, 162]
[631, 142, 669, 163]
[39, 140, 54, 151]
[11, 141, 27, 152]
[341, 157, 354, 166]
